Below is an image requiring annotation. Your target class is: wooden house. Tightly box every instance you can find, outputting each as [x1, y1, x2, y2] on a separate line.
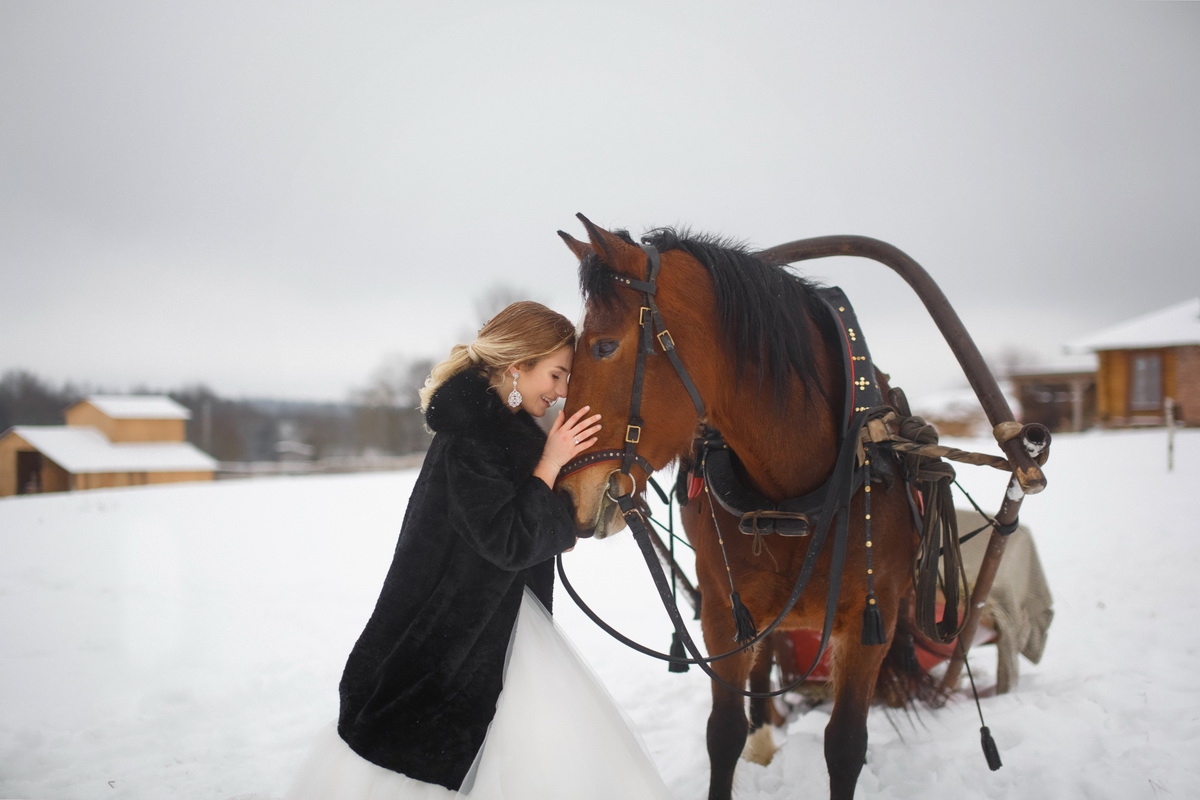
[1068, 298, 1200, 428]
[0, 395, 217, 497]
[1008, 364, 1097, 433]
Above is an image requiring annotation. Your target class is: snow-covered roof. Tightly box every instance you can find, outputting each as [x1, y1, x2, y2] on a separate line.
[73, 395, 191, 420]
[1067, 297, 1200, 353]
[8, 426, 217, 474]
[1008, 351, 1097, 378]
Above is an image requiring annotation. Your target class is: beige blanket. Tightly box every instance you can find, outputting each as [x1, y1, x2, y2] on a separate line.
[951, 509, 1054, 693]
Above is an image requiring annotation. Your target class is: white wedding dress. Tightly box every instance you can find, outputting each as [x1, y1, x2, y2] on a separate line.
[285, 588, 673, 800]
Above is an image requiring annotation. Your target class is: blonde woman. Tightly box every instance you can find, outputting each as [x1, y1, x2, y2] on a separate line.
[286, 301, 672, 800]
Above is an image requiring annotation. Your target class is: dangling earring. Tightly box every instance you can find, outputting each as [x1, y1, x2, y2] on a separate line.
[507, 371, 523, 408]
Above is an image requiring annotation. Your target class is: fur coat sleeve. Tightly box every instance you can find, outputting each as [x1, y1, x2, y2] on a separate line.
[444, 434, 578, 571]
[337, 370, 578, 791]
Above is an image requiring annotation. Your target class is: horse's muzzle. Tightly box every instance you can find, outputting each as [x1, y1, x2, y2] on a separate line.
[555, 487, 595, 539]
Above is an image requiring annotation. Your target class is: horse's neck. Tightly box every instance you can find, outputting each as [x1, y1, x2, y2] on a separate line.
[709, 377, 843, 502]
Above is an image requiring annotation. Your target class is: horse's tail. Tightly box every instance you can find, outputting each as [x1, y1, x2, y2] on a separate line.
[875, 615, 949, 710]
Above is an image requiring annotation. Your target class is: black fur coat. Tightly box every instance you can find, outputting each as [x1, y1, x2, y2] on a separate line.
[337, 369, 579, 790]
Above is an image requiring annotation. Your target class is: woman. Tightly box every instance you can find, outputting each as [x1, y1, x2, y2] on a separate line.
[286, 301, 672, 800]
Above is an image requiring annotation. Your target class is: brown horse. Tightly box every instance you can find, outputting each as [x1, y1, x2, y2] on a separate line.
[556, 216, 922, 800]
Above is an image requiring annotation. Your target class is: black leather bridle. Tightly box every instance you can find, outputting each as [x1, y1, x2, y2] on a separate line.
[557, 244, 704, 487]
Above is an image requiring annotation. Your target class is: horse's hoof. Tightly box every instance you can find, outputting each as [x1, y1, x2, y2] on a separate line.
[741, 725, 779, 766]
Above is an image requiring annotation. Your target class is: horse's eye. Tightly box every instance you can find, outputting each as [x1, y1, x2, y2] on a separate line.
[591, 339, 619, 359]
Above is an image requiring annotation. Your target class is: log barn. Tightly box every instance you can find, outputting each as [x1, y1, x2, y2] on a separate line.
[0, 395, 216, 497]
[1068, 297, 1200, 428]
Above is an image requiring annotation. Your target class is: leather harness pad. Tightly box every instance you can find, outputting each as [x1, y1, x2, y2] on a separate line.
[696, 286, 885, 537]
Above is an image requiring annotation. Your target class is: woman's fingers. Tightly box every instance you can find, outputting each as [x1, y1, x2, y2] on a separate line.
[563, 405, 594, 428]
[565, 416, 601, 449]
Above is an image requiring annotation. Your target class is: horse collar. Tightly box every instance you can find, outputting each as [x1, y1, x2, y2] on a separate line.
[697, 288, 887, 535]
[816, 286, 885, 427]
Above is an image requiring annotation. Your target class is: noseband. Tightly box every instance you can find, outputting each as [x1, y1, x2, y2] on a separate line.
[557, 244, 705, 491]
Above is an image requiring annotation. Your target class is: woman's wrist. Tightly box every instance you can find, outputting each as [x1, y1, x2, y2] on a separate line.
[533, 458, 561, 489]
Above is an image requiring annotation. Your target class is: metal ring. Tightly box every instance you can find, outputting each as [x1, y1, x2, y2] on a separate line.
[604, 469, 636, 503]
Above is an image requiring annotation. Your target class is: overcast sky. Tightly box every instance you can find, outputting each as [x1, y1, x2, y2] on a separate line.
[2, 2, 1197, 403]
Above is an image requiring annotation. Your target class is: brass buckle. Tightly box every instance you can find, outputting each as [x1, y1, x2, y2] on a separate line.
[639, 306, 651, 327]
[625, 424, 642, 444]
[656, 330, 675, 350]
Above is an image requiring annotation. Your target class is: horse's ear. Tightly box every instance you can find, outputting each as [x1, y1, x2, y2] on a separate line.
[557, 230, 593, 261]
[575, 213, 644, 277]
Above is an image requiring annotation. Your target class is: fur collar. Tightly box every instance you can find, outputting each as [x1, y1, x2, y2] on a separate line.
[425, 369, 526, 435]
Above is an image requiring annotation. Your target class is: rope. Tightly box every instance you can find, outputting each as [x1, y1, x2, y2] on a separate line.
[863, 410, 1010, 471]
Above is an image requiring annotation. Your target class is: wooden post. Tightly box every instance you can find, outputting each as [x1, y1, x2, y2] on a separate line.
[1166, 396, 1176, 472]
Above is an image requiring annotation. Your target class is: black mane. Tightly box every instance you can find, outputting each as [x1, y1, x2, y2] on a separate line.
[579, 227, 834, 406]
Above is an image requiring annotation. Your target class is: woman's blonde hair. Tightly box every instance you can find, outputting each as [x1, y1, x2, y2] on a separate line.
[419, 301, 576, 410]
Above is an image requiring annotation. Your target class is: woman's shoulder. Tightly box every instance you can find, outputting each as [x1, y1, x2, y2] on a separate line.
[424, 370, 501, 435]
[425, 370, 544, 447]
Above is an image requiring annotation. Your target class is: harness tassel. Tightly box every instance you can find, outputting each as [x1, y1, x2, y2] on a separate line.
[981, 726, 1003, 771]
[668, 632, 690, 673]
[730, 591, 758, 643]
[861, 594, 887, 646]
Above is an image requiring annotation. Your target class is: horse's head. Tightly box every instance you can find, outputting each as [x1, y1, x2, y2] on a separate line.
[556, 215, 843, 539]
[555, 215, 715, 539]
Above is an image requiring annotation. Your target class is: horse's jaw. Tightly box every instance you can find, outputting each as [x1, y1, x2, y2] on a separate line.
[589, 495, 626, 539]
[557, 475, 627, 540]
[573, 491, 625, 539]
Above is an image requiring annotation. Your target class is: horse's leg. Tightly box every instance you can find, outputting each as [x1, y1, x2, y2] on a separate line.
[705, 646, 754, 800]
[747, 642, 772, 729]
[823, 613, 895, 800]
[682, 497, 756, 800]
[743, 643, 778, 765]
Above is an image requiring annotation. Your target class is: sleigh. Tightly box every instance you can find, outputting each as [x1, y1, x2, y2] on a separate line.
[773, 508, 1052, 701]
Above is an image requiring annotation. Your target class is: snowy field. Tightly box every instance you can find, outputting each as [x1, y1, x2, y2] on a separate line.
[2, 428, 1198, 799]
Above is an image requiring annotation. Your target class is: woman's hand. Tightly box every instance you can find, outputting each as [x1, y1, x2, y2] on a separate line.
[534, 405, 602, 488]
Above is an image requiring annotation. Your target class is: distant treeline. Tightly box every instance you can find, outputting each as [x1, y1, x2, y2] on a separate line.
[0, 366, 433, 463]
[1, 285, 539, 464]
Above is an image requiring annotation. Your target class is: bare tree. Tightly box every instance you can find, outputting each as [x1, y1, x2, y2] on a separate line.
[473, 283, 533, 328]
[0, 370, 90, 430]
[352, 355, 434, 455]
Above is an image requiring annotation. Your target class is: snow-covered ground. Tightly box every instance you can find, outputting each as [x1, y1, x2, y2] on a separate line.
[2, 428, 1198, 799]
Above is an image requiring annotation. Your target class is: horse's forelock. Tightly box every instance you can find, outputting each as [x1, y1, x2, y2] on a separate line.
[577, 229, 638, 309]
